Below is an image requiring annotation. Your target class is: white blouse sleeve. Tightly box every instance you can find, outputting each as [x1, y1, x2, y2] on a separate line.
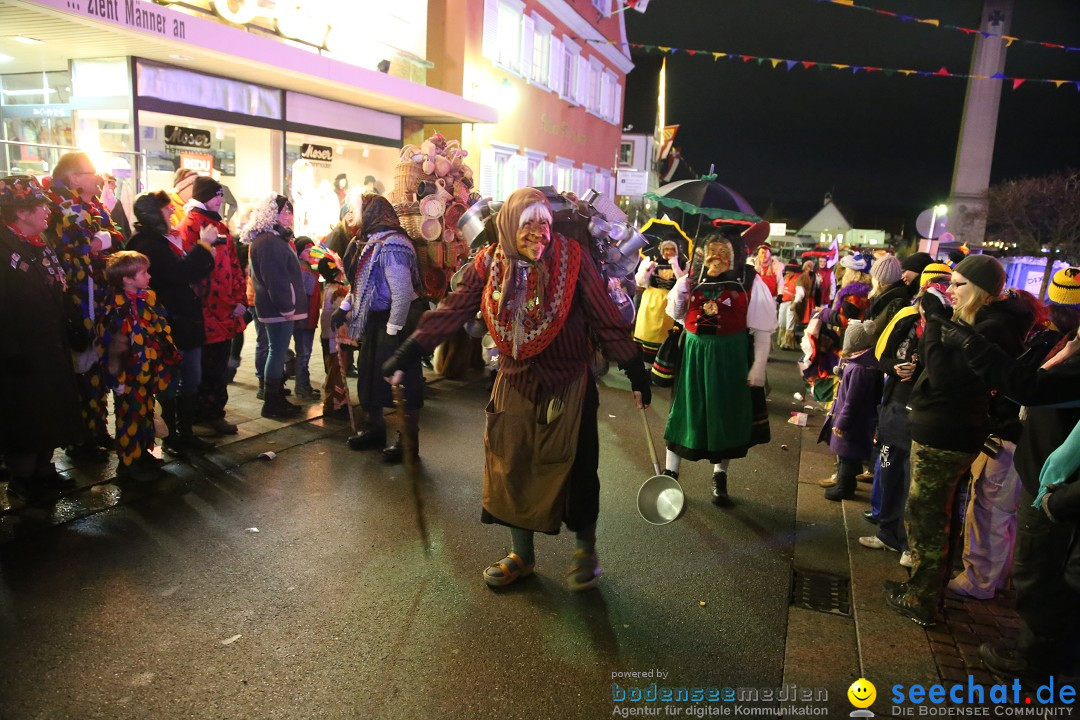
[747, 275, 779, 333]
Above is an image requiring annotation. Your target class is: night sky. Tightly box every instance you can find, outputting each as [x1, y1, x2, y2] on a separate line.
[622, 0, 1080, 235]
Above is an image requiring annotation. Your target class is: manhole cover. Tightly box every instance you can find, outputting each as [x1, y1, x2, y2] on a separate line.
[791, 570, 851, 616]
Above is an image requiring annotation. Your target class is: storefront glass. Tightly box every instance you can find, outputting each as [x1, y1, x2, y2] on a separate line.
[284, 131, 398, 240]
[139, 110, 283, 233]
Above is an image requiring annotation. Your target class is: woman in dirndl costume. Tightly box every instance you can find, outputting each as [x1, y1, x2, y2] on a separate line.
[633, 240, 686, 365]
[662, 234, 777, 506]
[382, 187, 650, 591]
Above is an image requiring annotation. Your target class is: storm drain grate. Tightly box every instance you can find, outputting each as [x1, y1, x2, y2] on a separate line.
[790, 570, 852, 616]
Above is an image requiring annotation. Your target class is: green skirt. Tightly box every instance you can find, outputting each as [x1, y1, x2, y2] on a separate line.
[665, 331, 752, 461]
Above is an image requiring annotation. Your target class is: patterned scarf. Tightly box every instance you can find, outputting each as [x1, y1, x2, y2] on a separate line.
[5, 224, 66, 289]
[98, 288, 180, 392]
[478, 230, 580, 361]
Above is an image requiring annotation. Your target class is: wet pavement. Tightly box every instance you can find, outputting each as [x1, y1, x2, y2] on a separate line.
[0, 341, 1059, 719]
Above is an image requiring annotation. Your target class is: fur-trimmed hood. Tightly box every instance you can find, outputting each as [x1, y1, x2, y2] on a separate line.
[240, 194, 282, 245]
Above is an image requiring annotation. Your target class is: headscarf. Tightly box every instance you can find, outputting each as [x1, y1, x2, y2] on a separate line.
[359, 194, 402, 239]
[492, 187, 550, 315]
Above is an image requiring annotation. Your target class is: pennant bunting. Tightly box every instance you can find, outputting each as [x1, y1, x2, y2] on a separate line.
[810, 0, 1080, 54]
[587, 38, 1080, 90]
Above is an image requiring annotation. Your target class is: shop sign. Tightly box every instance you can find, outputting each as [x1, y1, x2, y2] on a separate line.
[165, 124, 212, 149]
[180, 152, 214, 174]
[1, 104, 72, 119]
[616, 169, 649, 197]
[300, 143, 333, 165]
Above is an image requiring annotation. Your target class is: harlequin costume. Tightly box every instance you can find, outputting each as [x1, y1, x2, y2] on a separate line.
[98, 287, 180, 471]
[382, 187, 649, 590]
[44, 178, 122, 453]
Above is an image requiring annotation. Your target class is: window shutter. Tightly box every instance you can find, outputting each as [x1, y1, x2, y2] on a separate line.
[600, 73, 611, 119]
[572, 168, 584, 197]
[514, 154, 528, 191]
[575, 55, 589, 106]
[548, 36, 563, 95]
[479, 149, 496, 199]
[612, 82, 623, 125]
[482, 0, 499, 62]
[520, 14, 534, 81]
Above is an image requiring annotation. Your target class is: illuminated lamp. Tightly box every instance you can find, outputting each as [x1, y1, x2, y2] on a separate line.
[495, 78, 517, 112]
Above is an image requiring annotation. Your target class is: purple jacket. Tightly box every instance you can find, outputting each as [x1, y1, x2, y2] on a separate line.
[825, 350, 882, 460]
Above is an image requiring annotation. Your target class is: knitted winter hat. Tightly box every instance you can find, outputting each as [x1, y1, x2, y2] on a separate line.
[192, 176, 223, 204]
[901, 252, 933, 274]
[1049, 267, 1080, 306]
[920, 262, 953, 289]
[870, 255, 901, 285]
[294, 236, 314, 257]
[954, 254, 1006, 296]
[843, 319, 875, 354]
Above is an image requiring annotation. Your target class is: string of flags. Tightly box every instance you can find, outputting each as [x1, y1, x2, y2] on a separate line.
[813, 0, 1080, 55]
[585, 39, 1080, 91]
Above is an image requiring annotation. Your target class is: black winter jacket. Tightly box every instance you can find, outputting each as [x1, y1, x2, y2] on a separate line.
[126, 228, 215, 349]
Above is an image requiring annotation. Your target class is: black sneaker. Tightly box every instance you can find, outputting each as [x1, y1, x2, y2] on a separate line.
[885, 588, 937, 627]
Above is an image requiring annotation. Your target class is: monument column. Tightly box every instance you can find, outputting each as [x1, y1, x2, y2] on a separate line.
[948, 0, 1013, 247]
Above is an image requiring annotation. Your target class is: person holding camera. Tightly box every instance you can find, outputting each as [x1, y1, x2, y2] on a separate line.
[126, 190, 217, 456]
[885, 255, 1008, 627]
[178, 176, 247, 436]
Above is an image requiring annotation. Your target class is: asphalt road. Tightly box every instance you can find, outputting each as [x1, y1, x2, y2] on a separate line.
[0, 354, 812, 720]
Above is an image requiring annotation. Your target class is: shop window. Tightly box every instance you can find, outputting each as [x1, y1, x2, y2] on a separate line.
[285, 133, 399, 239]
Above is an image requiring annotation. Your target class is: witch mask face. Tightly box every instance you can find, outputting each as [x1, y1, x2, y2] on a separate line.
[704, 241, 733, 277]
[515, 204, 551, 262]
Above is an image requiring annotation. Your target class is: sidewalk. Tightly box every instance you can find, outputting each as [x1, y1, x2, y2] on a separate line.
[0, 323, 348, 541]
[784, 376, 1026, 715]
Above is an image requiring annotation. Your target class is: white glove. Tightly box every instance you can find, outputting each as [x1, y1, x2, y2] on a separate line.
[747, 329, 771, 387]
[199, 224, 219, 244]
[94, 230, 112, 252]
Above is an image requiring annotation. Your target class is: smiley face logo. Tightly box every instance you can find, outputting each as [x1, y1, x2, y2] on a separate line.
[847, 678, 876, 709]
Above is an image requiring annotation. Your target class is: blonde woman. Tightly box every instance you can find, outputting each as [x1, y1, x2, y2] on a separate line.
[886, 254, 1008, 627]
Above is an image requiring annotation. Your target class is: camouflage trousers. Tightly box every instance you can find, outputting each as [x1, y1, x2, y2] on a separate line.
[900, 441, 978, 613]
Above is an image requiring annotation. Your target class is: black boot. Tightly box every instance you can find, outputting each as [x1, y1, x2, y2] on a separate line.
[176, 395, 215, 453]
[347, 426, 386, 451]
[711, 471, 731, 506]
[382, 418, 420, 463]
[256, 378, 265, 401]
[160, 396, 187, 458]
[261, 379, 302, 419]
[824, 472, 856, 501]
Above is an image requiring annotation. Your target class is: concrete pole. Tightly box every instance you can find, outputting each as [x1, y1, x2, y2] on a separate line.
[948, 0, 1013, 248]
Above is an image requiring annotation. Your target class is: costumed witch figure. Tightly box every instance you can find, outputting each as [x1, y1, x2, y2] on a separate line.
[339, 194, 426, 463]
[633, 239, 687, 365]
[382, 187, 651, 590]
[662, 233, 777, 505]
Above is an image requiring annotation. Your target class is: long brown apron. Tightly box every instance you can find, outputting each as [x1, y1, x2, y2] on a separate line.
[483, 371, 587, 532]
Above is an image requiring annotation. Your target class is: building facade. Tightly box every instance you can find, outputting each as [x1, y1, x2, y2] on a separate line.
[0, 0, 495, 235]
[425, 0, 632, 202]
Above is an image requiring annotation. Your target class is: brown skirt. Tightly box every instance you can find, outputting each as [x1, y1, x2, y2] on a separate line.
[482, 371, 587, 533]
